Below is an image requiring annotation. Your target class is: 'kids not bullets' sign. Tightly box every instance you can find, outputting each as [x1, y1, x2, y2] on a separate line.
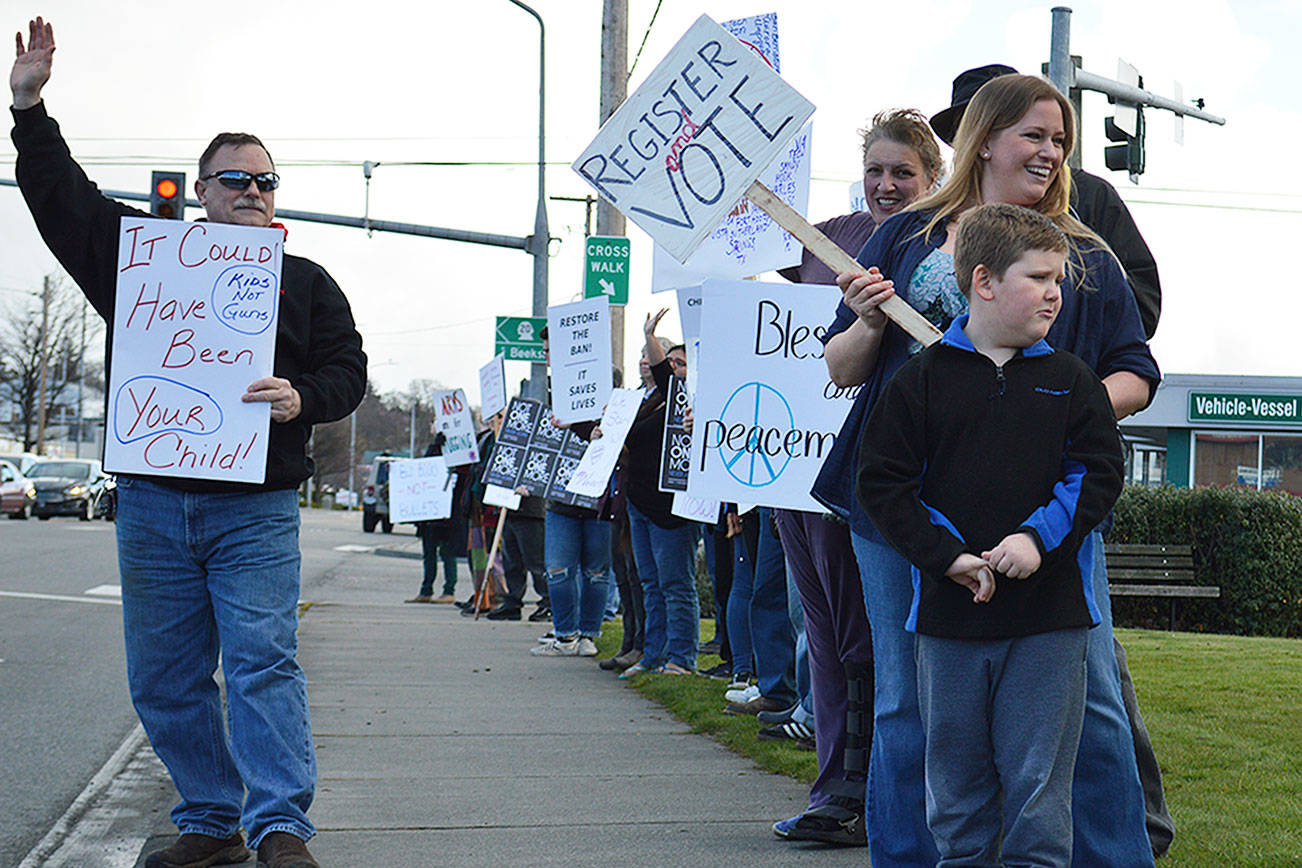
[105, 217, 281, 484]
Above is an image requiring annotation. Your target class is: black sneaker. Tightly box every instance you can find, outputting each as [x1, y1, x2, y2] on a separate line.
[699, 639, 722, 656]
[485, 606, 522, 621]
[143, 831, 250, 867]
[758, 719, 816, 743]
[699, 662, 732, 679]
[527, 605, 552, 622]
[772, 797, 866, 846]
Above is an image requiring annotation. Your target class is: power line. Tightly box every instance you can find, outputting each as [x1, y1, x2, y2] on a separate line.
[627, 0, 666, 82]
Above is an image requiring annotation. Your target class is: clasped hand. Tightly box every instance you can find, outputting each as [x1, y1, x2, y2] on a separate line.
[944, 533, 1042, 603]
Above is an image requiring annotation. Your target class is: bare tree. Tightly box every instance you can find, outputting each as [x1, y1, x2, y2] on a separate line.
[0, 274, 103, 451]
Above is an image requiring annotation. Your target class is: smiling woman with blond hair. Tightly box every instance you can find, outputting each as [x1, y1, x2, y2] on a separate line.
[810, 73, 1161, 868]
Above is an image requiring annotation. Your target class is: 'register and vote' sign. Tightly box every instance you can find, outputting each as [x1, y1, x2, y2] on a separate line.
[105, 217, 281, 484]
[572, 14, 814, 263]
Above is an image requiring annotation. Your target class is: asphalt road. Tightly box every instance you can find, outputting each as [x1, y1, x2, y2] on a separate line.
[0, 506, 411, 867]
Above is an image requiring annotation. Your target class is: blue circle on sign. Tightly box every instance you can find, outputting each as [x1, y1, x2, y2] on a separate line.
[716, 382, 794, 488]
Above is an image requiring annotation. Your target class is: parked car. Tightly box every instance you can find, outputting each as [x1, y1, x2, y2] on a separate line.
[27, 459, 113, 521]
[0, 452, 40, 475]
[0, 459, 35, 520]
[361, 455, 398, 533]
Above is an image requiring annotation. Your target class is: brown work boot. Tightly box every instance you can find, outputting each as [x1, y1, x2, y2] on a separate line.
[256, 832, 319, 868]
[143, 831, 250, 867]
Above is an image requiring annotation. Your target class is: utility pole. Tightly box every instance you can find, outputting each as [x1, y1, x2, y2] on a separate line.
[35, 276, 50, 454]
[75, 299, 85, 457]
[599, 0, 628, 379]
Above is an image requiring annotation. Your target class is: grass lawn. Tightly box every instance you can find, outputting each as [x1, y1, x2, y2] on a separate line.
[596, 623, 1302, 867]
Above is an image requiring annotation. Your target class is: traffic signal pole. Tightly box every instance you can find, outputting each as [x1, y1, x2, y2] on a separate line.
[1047, 7, 1225, 178]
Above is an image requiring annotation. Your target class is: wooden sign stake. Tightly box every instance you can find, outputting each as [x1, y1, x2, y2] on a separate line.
[744, 180, 942, 347]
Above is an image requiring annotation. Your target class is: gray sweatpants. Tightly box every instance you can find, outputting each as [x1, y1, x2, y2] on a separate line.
[916, 628, 1088, 868]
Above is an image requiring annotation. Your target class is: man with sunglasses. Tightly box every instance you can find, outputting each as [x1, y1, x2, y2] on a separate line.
[10, 18, 364, 868]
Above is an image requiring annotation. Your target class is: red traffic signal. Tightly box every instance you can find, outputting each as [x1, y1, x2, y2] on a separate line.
[150, 170, 186, 219]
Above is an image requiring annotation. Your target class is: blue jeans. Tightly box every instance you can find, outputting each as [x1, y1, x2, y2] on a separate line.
[787, 558, 812, 716]
[544, 510, 611, 639]
[726, 533, 756, 677]
[852, 532, 939, 868]
[626, 502, 699, 670]
[116, 478, 314, 848]
[751, 508, 796, 704]
[1071, 532, 1155, 867]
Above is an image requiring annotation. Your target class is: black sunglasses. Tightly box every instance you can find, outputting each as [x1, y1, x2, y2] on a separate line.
[200, 169, 280, 192]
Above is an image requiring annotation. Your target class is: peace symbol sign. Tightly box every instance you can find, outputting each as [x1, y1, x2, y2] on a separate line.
[715, 382, 794, 488]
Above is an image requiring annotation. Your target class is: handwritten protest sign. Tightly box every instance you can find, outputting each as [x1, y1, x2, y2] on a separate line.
[547, 297, 613, 424]
[566, 388, 642, 498]
[687, 279, 854, 511]
[389, 456, 453, 523]
[105, 217, 281, 483]
[481, 398, 598, 509]
[573, 15, 814, 263]
[433, 388, 478, 467]
[672, 492, 720, 524]
[659, 374, 692, 492]
[483, 483, 521, 510]
[479, 355, 507, 420]
[650, 122, 811, 289]
[573, 14, 940, 346]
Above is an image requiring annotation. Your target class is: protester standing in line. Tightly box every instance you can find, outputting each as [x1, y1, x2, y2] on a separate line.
[11, 18, 365, 868]
[930, 64, 1174, 858]
[618, 311, 697, 676]
[772, 108, 943, 847]
[407, 430, 471, 605]
[813, 74, 1159, 868]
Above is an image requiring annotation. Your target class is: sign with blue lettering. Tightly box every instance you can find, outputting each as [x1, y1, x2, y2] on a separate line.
[572, 14, 815, 263]
[687, 279, 853, 511]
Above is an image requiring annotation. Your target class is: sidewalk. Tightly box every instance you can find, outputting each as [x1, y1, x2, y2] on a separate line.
[287, 539, 866, 866]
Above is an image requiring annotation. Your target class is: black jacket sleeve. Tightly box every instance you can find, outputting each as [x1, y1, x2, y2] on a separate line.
[856, 356, 967, 577]
[1072, 171, 1161, 339]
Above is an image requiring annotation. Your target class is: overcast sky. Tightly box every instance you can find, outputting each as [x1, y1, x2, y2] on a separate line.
[2, 0, 1299, 406]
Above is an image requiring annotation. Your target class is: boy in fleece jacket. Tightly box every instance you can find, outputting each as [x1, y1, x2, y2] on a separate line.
[858, 203, 1125, 867]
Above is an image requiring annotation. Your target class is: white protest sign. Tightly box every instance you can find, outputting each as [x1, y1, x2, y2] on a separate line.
[105, 217, 281, 483]
[672, 492, 720, 524]
[848, 179, 868, 214]
[483, 483, 521, 511]
[650, 122, 811, 289]
[479, 355, 508, 420]
[389, 456, 453, 523]
[433, 388, 478, 467]
[572, 14, 815, 263]
[675, 284, 703, 342]
[547, 297, 613, 424]
[687, 279, 853, 511]
[566, 388, 642, 498]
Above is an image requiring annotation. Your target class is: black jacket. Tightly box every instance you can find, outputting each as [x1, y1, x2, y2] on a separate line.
[857, 318, 1124, 639]
[11, 102, 366, 492]
[1072, 170, 1161, 339]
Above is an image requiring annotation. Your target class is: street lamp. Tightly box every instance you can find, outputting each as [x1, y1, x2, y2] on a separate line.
[507, 0, 550, 401]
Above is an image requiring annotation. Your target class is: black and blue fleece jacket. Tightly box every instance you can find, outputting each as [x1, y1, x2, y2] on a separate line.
[857, 317, 1125, 639]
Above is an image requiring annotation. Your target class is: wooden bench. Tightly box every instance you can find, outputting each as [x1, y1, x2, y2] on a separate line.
[1105, 543, 1221, 630]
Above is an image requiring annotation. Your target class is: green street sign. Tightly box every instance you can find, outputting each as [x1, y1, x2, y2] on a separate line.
[494, 316, 547, 362]
[1188, 392, 1302, 425]
[583, 235, 630, 305]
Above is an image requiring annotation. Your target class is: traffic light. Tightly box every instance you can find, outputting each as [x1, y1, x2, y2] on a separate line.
[1104, 106, 1145, 180]
[150, 170, 186, 219]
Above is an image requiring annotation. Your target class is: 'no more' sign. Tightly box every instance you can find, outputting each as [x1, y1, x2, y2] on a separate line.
[573, 15, 814, 263]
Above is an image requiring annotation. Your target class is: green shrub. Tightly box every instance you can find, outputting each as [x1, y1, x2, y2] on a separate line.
[1108, 485, 1302, 637]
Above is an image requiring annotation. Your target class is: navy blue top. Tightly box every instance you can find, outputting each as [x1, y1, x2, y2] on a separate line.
[811, 209, 1159, 540]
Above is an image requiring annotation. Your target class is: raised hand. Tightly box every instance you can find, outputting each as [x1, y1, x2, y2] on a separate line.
[11, 17, 54, 110]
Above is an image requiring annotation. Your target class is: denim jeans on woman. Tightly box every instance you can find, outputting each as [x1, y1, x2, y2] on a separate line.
[626, 501, 698, 670]
[544, 510, 611, 638]
[116, 477, 315, 848]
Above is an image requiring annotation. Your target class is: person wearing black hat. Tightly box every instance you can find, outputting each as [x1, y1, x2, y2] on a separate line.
[933, 65, 1173, 860]
[932, 64, 1162, 341]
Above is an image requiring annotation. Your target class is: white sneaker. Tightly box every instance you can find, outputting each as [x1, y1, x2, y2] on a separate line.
[530, 637, 580, 657]
[725, 683, 761, 704]
[576, 637, 599, 657]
